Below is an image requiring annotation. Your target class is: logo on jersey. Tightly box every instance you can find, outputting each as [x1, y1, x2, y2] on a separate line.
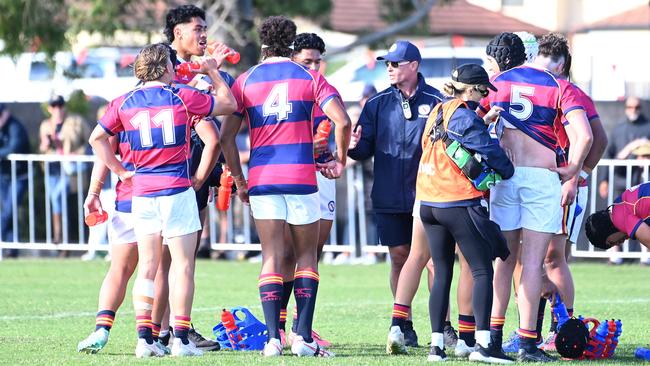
[418, 104, 431, 118]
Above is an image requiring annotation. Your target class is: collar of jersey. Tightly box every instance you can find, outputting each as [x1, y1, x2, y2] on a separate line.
[263, 56, 290, 63]
[140, 81, 168, 88]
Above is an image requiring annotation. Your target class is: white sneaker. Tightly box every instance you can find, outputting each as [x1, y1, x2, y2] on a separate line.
[454, 339, 477, 358]
[155, 340, 171, 355]
[171, 338, 204, 357]
[135, 338, 164, 358]
[81, 251, 96, 261]
[291, 335, 334, 357]
[386, 326, 408, 355]
[322, 252, 335, 264]
[77, 328, 109, 353]
[332, 253, 350, 265]
[262, 338, 283, 357]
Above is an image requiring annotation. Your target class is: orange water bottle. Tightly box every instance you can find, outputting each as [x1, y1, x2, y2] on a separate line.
[313, 120, 332, 158]
[221, 309, 242, 347]
[207, 42, 240, 64]
[217, 166, 234, 211]
[85, 211, 108, 226]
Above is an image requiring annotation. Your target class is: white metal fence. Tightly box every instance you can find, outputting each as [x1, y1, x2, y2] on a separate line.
[0, 154, 649, 260]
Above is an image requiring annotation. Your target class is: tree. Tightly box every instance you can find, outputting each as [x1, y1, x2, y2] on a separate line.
[0, 0, 67, 57]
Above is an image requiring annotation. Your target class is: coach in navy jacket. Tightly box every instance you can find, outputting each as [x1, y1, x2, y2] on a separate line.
[347, 41, 442, 334]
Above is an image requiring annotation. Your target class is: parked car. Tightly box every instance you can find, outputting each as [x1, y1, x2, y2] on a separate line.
[0, 47, 140, 103]
[327, 47, 486, 102]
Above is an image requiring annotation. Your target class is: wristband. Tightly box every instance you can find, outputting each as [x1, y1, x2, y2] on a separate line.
[89, 179, 104, 195]
[88, 192, 100, 197]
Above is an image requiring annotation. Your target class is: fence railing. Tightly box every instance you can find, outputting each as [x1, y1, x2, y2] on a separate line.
[0, 154, 648, 260]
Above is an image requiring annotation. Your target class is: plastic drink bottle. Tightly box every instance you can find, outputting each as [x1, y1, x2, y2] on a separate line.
[217, 166, 233, 211]
[85, 211, 108, 226]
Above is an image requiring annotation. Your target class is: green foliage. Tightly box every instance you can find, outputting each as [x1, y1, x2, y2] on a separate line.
[0, 0, 68, 57]
[253, 0, 331, 21]
[379, 0, 430, 35]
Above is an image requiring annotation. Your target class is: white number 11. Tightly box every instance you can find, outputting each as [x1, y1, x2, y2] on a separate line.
[129, 109, 176, 147]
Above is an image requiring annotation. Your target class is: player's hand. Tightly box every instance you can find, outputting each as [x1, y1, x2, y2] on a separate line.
[206, 42, 234, 69]
[483, 106, 504, 124]
[541, 281, 558, 300]
[550, 164, 579, 183]
[317, 159, 345, 179]
[349, 124, 362, 149]
[560, 177, 578, 207]
[83, 194, 103, 217]
[118, 170, 134, 184]
[313, 137, 328, 156]
[233, 176, 249, 204]
[198, 57, 220, 74]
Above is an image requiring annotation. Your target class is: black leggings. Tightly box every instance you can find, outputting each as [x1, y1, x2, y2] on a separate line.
[420, 204, 494, 333]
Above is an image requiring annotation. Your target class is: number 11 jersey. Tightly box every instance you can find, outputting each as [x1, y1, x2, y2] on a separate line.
[231, 57, 338, 196]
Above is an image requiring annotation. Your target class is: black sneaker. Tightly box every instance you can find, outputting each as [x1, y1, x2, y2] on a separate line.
[427, 345, 447, 362]
[469, 344, 515, 364]
[159, 328, 172, 347]
[403, 320, 419, 347]
[443, 324, 458, 348]
[516, 348, 557, 362]
[188, 324, 220, 351]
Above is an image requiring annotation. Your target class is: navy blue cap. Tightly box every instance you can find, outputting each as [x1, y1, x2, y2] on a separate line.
[452, 64, 497, 91]
[377, 40, 421, 63]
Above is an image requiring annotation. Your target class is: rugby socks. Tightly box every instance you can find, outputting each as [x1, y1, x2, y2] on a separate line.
[95, 310, 115, 331]
[391, 303, 410, 331]
[490, 316, 505, 346]
[136, 315, 153, 344]
[291, 305, 298, 333]
[133, 278, 154, 344]
[458, 314, 476, 347]
[279, 280, 294, 331]
[536, 298, 546, 342]
[152, 322, 161, 341]
[517, 328, 538, 352]
[259, 273, 284, 340]
[174, 316, 191, 345]
[294, 268, 319, 343]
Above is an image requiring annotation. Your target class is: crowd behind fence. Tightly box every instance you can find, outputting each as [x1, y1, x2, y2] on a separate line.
[0, 153, 648, 260]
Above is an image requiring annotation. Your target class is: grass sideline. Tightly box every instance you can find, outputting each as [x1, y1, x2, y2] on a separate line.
[0, 260, 647, 365]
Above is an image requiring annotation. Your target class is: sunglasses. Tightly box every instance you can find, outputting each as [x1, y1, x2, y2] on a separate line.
[626, 105, 641, 110]
[385, 60, 412, 68]
[474, 86, 489, 97]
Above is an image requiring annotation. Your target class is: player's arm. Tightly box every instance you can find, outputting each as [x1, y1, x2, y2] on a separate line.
[220, 114, 248, 203]
[553, 109, 592, 182]
[88, 125, 132, 182]
[581, 117, 607, 173]
[347, 103, 376, 161]
[197, 58, 236, 117]
[632, 222, 650, 250]
[85, 136, 118, 216]
[320, 97, 351, 178]
[192, 119, 220, 191]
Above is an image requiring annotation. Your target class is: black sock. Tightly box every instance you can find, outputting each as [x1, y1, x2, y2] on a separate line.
[391, 303, 410, 331]
[536, 298, 546, 341]
[258, 273, 284, 340]
[279, 281, 294, 331]
[294, 268, 320, 343]
[458, 314, 476, 347]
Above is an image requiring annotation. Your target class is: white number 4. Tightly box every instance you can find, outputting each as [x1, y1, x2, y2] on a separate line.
[509, 85, 535, 121]
[263, 82, 292, 121]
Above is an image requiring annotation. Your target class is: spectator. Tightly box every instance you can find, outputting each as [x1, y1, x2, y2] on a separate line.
[39, 95, 91, 248]
[0, 103, 30, 257]
[598, 96, 649, 264]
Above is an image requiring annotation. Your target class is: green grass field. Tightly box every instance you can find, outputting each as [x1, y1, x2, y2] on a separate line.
[0, 259, 648, 365]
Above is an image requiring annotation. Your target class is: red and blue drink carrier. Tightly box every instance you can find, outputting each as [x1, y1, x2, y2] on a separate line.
[212, 307, 266, 351]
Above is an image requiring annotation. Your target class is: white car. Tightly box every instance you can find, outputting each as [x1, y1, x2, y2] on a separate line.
[327, 46, 487, 102]
[0, 47, 140, 103]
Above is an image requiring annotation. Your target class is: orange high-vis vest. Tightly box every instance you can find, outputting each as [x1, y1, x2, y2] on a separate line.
[416, 98, 484, 203]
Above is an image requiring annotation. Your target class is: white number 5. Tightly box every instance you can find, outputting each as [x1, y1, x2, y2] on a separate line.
[263, 82, 292, 121]
[509, 85, 535, 121]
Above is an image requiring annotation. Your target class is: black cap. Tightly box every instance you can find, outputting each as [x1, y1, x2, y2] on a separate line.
[452, 64, 497, 91]
[48, 95, 65, 107]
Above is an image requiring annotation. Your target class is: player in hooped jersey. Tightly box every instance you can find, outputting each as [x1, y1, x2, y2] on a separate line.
[479, 33, 593, 362]
[88, 43, 236, 358]
[220, 17, 351, 357]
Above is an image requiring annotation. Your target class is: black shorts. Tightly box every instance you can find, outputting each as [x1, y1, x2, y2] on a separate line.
[376, 212, 413, 247]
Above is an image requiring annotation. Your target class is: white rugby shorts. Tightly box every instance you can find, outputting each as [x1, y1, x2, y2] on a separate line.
[317, 173, 336, 221]
[109, 211, 137, 245]
[249, 192, 320, 225]
[131, 188, 201, 239]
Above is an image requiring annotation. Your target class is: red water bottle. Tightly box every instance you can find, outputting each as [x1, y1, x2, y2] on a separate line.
[85, 211, 108, 226]
[217, 166, 233, 211]
[207, 42, 240, 64]
[313, 120, 332, 158]
[221, 309, 242, 348]
[175, 61, 200, 81]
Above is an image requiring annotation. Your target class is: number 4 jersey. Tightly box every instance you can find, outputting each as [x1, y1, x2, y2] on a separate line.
[231, 57, 338, 196]
[478, 64, 584, 154]
[99, 81, 214, 197]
